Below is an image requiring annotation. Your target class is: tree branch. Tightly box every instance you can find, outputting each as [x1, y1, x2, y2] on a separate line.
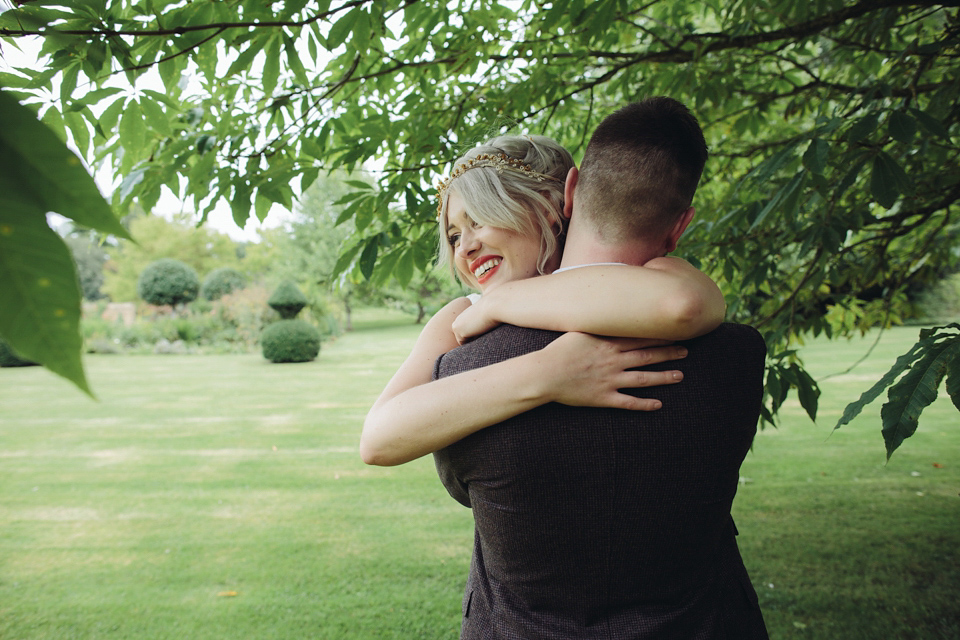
[0, 0, 371, 37]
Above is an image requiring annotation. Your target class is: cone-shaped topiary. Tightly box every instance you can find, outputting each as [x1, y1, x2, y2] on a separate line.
[0, 339, 38, 367]
[201, 267, 247, 301]
[138, 258, 200, 307]
[261, 319, 321, 363]
[268, 281, 308, 319]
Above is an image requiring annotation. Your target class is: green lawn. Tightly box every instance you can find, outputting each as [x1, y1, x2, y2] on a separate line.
[1, 311, 958, 639]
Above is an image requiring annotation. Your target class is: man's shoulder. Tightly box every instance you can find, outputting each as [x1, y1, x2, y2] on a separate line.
[434, 325, 561, 379]
[695, 322, 765, 346]
[680, 322, 767, 372]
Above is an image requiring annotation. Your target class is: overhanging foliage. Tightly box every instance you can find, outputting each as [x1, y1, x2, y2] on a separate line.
[1, 0, 958, 450]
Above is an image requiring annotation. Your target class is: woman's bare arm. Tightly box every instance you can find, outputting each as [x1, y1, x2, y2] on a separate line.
[360, 298, 686, 466]
[453, 259, 726, 343]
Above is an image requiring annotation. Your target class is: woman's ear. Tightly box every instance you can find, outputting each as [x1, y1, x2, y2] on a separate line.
[562, 167, 578, 220]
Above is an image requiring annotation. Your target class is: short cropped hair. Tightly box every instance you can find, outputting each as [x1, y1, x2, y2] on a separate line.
[436, 134, 574, 284]
[576, 97, 708, 241]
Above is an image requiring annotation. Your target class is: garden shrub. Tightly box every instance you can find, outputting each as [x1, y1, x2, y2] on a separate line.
[201, 268, 247, 301]
[268, 281, 308, 319]
[81, 286, 279, 354]
[261, 319, 321, 363]
[137, 258, 200, 307]
[0, 339, 37, 367]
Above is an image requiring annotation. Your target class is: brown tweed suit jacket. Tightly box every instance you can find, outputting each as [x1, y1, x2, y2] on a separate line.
[433, 323, 769, 639]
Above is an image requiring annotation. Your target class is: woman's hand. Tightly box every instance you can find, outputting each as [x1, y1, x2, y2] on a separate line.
[452, 297, 499, 344]
[538, 332, 687, 410]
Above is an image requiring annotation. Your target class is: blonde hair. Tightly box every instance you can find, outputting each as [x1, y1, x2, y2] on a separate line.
[436, 134, 574, 284]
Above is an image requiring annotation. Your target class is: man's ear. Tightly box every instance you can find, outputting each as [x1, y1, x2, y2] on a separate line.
[664, 207, 696, 253]
[562, 167, 578, 220]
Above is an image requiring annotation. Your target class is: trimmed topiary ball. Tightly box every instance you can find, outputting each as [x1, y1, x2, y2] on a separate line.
[201, 268, 247, 301]
[261, 319, 321, 363]
[138, 258, 200, 307]
[268, 281, 308, 319]
[0, 339, 37, 367]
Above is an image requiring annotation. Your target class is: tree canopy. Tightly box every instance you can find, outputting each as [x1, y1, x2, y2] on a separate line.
[1, 0, 958, 453]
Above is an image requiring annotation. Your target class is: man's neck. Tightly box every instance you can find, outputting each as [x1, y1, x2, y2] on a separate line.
[558, 233, 661, 269]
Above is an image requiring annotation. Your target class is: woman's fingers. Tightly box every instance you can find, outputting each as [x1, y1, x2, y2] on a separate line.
[620, 344, 688, 368]
[623, 369, 684, 388]
[610, 396, 664, 411]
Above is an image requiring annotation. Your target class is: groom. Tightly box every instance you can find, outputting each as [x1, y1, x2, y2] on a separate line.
[433, 98, 769, 638]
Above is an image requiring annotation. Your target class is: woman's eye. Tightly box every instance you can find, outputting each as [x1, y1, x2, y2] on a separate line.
[448, 233, 460, 247]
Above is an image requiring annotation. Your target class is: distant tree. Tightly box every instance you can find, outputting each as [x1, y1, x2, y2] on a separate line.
[64, 232, 109, 301]
[201, 267, 246, 301]
[383, 267, 467, 325]
[103, 215, 243, 302]
[266, 171, 384, 331]
[137, 258, 200, 308]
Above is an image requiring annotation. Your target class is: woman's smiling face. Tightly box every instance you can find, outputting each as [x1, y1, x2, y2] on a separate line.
[445, 191, 547, 292]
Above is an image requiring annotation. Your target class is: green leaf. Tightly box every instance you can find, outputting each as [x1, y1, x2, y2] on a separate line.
[300, 167, 320, 192]
[880, 338, 959, 459]
[345, 180, 373, 190]
[98, 96, 127, 133]
[70, 86, 123, 108]
[834, 339, 926, 431]
[834, 155, 867, 200]
[231, 182, 253, 228]
[372, 247, 402, 286]
[226, 42, 263, 79]
[59, 62, 80, 106]
[395, 248, 415, 288]
[64, 108, 91, 156]
[0, 90, 129, 239]
[802, 138, 829, 175]
[255, 193, 273, 222]
[0, 192, 91, 396]
[262, 35, 281, 97]
[359, 236, 379, 280]
[887, 110, 917, 144]
[945, 357, 960, 413]
[908, 107, 950, 139]
[41, 106, 67, 141]
[750, 172, 803, 231]
[326, 8, 361, 49]
[791, 363, 820, 422]
[745, 142, 799, 187]
[284, 34, 309, 86]
[119, 99, 148, 163]
[870, 152, 912, 209]
[332, 241, 361, 279]
[140, 89, 181, 110]
[139, 96, 173, 137]
[114, 166, 147, 204]
[847, 112, 879, 142]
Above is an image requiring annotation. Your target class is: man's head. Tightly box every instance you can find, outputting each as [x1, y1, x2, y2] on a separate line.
[569, 97, 707, 249]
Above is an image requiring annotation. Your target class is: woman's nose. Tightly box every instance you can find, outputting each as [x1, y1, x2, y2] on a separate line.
[456, 228, 480, 258]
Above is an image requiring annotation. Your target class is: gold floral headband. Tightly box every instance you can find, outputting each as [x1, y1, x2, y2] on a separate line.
[435, 152, 564, 218]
